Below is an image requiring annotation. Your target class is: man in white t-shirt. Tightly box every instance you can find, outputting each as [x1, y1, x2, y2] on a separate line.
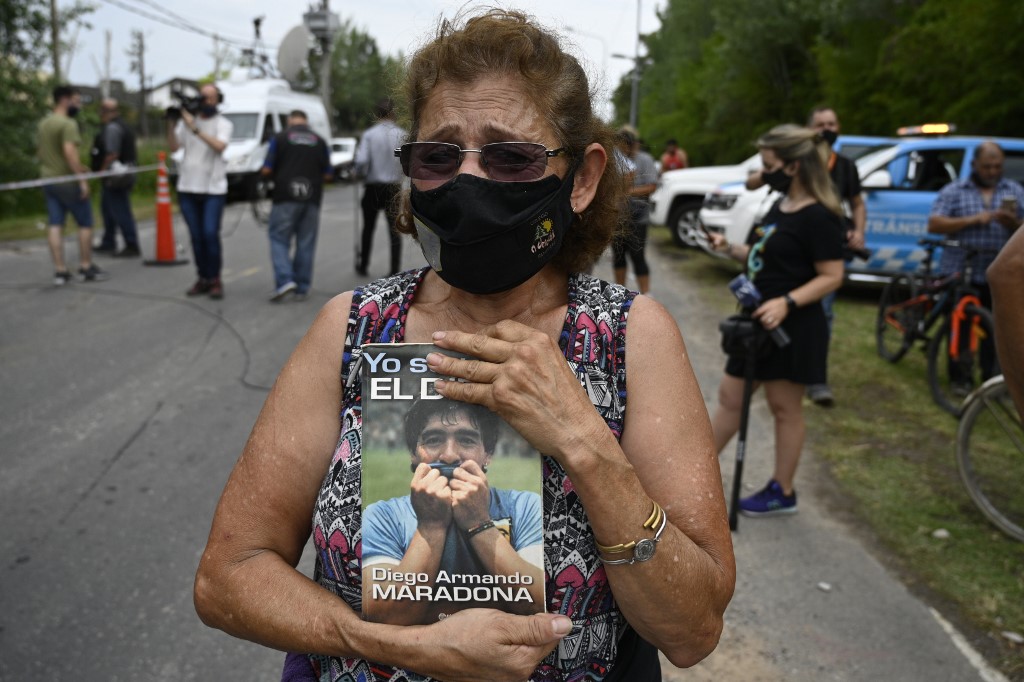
[167, 83, 233, 299]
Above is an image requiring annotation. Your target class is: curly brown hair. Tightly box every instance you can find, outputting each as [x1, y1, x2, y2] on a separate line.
[393, 8, 626, 273]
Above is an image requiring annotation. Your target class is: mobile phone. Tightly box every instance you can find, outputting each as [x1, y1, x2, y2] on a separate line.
[1000, 196, 1017, 213]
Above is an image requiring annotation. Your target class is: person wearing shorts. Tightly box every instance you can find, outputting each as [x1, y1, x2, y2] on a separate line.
[38, 85, 107, 284]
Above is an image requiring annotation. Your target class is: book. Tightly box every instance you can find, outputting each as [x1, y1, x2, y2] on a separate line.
[359, 342, 546, 625]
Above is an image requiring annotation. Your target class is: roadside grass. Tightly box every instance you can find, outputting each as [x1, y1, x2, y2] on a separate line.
[1, 140, 163, 242]
[0, 195, 158, 242]
[651, 226, 1024, 677]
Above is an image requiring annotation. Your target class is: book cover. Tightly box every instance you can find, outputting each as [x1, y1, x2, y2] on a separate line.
[360, 342, 546, 625]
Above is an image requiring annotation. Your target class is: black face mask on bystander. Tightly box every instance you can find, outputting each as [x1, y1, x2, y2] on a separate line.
[762, 167, 793, 194]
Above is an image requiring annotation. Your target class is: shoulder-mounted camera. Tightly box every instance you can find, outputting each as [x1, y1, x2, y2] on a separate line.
[165, 90, 204, 120]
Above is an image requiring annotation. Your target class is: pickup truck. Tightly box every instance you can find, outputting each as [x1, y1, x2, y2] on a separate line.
[648, 153, 762, 248]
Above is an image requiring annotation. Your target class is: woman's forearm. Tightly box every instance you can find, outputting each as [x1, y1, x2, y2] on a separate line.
[559, 431, 733, 668]
[195, 548, 377, 657]
[789, 266, 844, 306]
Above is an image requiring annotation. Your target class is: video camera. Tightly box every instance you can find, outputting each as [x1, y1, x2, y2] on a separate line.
[164, 90, 203, 120]
[718, 274, 790, 355]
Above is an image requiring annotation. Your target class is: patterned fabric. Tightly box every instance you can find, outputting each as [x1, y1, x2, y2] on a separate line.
[930, 176, 1024, 283]
[306, 267, 637, 681]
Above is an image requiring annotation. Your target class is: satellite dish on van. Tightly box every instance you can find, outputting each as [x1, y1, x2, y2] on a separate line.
[278, 25, 312, 85]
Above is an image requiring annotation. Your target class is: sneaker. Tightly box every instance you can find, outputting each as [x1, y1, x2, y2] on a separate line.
[114, 245, 141, 258]
[187, 279, 211, 296]
[54, 270, 73, 286]
[79, 264, 110, 282]
[93, 243, 116, 254]
[207, 278, 224, 299]
[293, 292, 309, 302]
[739, 479, 797, 517]
[270, 281, 298, 302]
[807, 384, 835, 408]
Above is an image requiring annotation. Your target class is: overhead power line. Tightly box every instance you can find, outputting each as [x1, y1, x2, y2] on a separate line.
[97, 0, 266, 50]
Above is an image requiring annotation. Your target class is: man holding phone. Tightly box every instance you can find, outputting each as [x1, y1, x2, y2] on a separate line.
[928, 141, 1024, 384]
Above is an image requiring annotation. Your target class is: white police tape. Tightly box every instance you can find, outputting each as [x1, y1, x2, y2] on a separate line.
[0, 164, 161, 192]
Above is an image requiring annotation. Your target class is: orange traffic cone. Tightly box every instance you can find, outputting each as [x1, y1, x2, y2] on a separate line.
[144, 151, 188, 266]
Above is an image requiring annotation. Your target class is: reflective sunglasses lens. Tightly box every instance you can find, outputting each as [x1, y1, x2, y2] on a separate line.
[405, 143, 461, 181]
[482, 143, 548, 181]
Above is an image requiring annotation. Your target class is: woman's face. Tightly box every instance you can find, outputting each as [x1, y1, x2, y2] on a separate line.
[414, 75, 568, 189]
[760, 148, 785, 174]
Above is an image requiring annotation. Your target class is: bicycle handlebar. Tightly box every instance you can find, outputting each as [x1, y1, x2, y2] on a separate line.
[916, 238, 997, 258]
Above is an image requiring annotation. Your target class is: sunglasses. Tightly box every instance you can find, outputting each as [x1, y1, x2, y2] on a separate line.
[395, 142, 567, 185]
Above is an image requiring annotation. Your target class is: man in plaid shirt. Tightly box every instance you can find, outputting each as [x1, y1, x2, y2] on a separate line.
[928, 141, 1024, 384]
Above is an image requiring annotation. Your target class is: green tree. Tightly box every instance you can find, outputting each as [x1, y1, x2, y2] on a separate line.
[626, 0, 1024, 169]
[867, 0, 1024, 135]
[0, 0, 94, 216]
[306, 18, 405, 136]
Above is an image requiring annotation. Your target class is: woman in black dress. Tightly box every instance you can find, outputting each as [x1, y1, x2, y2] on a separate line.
[709, 124, 845, 516]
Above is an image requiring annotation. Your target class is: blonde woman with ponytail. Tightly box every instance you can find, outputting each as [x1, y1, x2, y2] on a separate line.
[709, 124, 845, 516]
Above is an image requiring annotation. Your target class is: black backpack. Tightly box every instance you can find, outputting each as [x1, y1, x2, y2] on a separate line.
[90, 119, 138, 187]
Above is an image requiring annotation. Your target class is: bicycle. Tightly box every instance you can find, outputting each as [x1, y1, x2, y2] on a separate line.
[956, 375, 1024, 542]
[875, 238, 997, 416]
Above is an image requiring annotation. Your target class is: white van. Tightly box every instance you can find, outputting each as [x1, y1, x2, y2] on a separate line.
[171, 70, 332, 200]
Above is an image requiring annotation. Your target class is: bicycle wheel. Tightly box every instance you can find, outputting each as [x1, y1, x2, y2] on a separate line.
[876, 274, 921, 362]
[927, 304, 996, 416]
[956, 377, 1024, 542]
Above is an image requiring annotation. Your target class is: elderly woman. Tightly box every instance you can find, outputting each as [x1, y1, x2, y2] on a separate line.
[194, 9, 734, 681]
[709, 125, 845, 517]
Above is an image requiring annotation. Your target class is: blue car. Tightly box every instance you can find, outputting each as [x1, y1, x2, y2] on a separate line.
[854, 135, 1024, 281]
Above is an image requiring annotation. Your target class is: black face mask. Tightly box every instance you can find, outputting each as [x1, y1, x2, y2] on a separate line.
[820, 129, 838, 147]
[762, 167, 793, 194]
[410, 170, 576, 295]
[66, 105, 80, 118]
[200, 105, 218, 117]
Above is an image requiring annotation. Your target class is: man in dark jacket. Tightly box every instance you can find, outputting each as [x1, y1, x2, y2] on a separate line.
[92, 99, 140, 257]
[260, 110, 332, 302]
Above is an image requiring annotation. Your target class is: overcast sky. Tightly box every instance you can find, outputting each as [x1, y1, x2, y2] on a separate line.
[63, 0, 664, 121]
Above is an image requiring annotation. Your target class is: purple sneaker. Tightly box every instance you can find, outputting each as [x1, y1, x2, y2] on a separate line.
[740, 479, 797, 517]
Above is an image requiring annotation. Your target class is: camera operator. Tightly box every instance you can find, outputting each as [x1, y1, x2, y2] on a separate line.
[167, 83, 233, 299]
[708, 124, 845, 517]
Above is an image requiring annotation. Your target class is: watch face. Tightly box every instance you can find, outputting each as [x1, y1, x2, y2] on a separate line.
[634, 538, 656, 562]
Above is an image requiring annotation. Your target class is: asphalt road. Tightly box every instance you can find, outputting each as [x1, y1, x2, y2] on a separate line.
[0, 183, 1003, 681]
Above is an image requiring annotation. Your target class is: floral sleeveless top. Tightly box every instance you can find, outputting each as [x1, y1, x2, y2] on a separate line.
[307, 268, 637, 681]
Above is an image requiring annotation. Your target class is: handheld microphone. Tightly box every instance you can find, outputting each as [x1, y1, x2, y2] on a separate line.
[727, 274, 790, 347]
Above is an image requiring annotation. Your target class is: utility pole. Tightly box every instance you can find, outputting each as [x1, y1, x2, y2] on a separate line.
[304, 1, 339, 127]
[50, 0, 61, 82]
[319, 0, 333, 112]
[102, 30, 111, 99]
[213, 34, 221, 78]
[629, 0, 641, 130]
[128, 30, 149, 138]
[611, 0, 646, 129]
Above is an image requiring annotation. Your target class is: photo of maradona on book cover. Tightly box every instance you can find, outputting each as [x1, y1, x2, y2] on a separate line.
[360, 343, 545, 625]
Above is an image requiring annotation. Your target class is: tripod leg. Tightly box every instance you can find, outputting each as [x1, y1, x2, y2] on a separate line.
[353, 181, 362, 268]
[729, 345, 758, 531]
